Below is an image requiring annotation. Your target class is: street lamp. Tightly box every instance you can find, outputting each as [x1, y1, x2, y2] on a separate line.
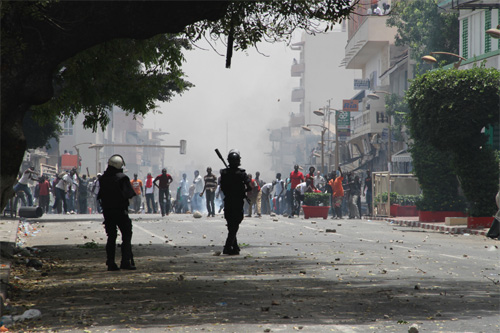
[486, 25, 500, 39]
[302, 124, 327, 175]
[73, 142, 92, 173]
[421, 51, 467, 69]
[368, 90, 392, 216]
[313, 107, 341, 172]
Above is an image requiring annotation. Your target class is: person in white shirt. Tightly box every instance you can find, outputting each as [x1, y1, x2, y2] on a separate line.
[13, 166, 37, 206]
[53, 171, 71, 214]
[179, 173, 190, 213]
[192, 170, 204, 212]
[274, 173, 285, 215]
[260, 181, 276, 215]
[67, 170, 78, 214]
[314, 170, 326, 192]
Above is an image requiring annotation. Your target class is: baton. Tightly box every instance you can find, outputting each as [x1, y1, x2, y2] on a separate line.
[215, 149, 228, 168]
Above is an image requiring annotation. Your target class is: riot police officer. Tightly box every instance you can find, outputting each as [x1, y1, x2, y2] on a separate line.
[220, 149, 251, 255]
[97, 155, 137, 271]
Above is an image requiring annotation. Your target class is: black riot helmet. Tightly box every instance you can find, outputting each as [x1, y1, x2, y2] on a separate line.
[227, 149, 241, 167]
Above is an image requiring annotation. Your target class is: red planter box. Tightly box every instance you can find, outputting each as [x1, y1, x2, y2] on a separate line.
[467, 216, 494, 229]
[390, 204, 398, 217]
[419, 210, 467, 222]
[391, 204, 419, 217]
[302, 205, 330, 219]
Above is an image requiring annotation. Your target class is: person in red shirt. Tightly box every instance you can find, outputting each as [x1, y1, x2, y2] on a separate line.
[38, 175, 51, 213]
[154, 168, 173, 216]
[328, 167, 344, 219]
[289, 164, 304, 217]
[130, 174, 144, 213]
[305, 166, 317, 191]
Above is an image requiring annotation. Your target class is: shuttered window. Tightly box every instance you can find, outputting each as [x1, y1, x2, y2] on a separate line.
[462, 17, 468, 58]
[485, 10, 491, 53]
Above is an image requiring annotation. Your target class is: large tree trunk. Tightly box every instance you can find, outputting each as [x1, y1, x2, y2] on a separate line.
[1, 1, 229, 210]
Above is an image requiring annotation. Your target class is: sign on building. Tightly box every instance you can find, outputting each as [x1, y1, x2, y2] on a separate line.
[342, 99, 359, 112]
[354, 79, 370, 90]
[336, 111, 351, 141]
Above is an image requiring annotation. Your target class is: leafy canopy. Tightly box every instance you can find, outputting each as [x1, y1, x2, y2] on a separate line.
[386, 0, 459, 66]
[186, 1, 354, 51]
[32, 35, 193, 132]
[27, 0, 356, 135]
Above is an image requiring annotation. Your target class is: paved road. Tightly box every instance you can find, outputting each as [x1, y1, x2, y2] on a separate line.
[8, 213, 500, 332]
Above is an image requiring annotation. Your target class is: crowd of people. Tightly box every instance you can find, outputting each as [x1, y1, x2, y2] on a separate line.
[7, 166, 101, 215]
[8, 162, 374, 220]
[8, 152, 376, 269]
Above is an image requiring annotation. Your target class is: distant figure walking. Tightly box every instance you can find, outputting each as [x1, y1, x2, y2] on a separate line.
[144, 173, 156, 214]
[154, 168, 173, 217]
[202, 167, 218, 217]
[289, 165, 304, 218]
[130, 174, 144, 213]
[192, 170, 204, 212]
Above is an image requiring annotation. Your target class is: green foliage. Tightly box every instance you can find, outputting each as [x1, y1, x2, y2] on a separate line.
[78, 241, 99, 249]
[409, 141, 465, 212]
[31, 35, 193, 132]
[386, 0, 459, 67]
[374, 192, 420, 206]
[185, 1, 354, 51]
[407, 68, 500, 216]
[384, 93, 410, 142]
[394, 194, 421, 206]
[303, 192, 330, 206]
[374, 192, 398, 205]
[415, 194, 466, 212]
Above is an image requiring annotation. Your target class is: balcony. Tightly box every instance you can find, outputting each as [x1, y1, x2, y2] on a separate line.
[291, 87, 305, 102]
[291, 62, 305, 77]
[343, 15, 397, 69]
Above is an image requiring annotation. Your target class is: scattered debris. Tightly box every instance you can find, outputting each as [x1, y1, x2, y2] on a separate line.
[408, 323, 419, 333]
[26, 259, 42, 270]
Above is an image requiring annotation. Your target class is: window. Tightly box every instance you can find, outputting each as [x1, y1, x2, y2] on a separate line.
[62, 118, 73, 136]
[462, 17, 469, 58]
[485, 10, 492, 53]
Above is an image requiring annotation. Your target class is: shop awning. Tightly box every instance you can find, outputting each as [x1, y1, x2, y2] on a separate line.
[391, 149, 412, 163]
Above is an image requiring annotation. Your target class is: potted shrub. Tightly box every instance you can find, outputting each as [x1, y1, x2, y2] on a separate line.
[393, 194, 420, 217]
[302, 192, 330, 219]
[375, 192, 398, 216]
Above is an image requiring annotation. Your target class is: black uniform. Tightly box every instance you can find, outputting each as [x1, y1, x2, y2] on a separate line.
[98, 166, 136, 270]
[220, 166, 251, 255]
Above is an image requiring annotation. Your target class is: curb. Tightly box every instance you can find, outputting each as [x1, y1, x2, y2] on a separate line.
[385, 217, 489, 236]
[0, 218, 21, 313]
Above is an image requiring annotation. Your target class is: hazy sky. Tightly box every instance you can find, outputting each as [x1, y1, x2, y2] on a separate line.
[144, 38, 299, 182]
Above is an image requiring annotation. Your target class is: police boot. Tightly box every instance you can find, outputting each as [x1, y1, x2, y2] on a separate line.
[106, 260, 120, 271]
[223, 246, 239, 255]
[120, 260, 137, 270]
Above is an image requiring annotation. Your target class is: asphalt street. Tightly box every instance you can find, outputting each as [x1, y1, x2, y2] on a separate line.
[4, 212, 500, 332]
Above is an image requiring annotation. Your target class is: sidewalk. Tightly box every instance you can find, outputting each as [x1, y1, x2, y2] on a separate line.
[369, 215, 491, 236]
[0, 212, 104, 312]
[0, 217, 20, 312]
